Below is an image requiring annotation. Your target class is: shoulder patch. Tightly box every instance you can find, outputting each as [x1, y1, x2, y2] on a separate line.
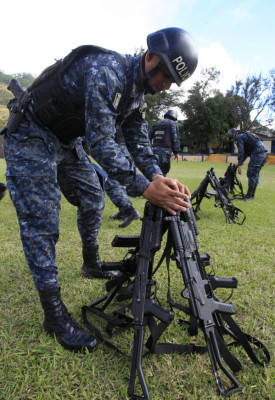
[139, 103, 147, 113]
[113, 90, 122, 110]
[139, 102, 147, 119]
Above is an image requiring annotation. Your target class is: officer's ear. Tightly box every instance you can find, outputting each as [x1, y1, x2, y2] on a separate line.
[144, 51, 162, 73]
[145, 50, 153, 62]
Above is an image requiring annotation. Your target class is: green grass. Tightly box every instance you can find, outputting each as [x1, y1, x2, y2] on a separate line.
[0, 158, 274, 400]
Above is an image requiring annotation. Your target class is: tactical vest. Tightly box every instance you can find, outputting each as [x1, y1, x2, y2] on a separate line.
[151, 119, 172, 148]
[245, 131, 261, 144]
[29, 45, 126, 143]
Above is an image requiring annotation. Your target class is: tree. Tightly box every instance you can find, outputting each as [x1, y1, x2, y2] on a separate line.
[145, 89, 185, 128]
[178, 68, 222, 151]
[203, 93, 229, 149]
[228, 70, 275, 130]
[178, 68, 275, 153]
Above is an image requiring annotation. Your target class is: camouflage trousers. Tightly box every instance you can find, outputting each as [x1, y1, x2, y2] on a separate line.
[105, 177, 132, 212]
[152, 148, 171, 176]
[4, 116, 105, 290]
[247, 150, 267, 187]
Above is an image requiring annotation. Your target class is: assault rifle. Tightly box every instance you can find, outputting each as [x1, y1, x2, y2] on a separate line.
[219, 163, 245, 199]
[6, 79, 32, 133]
[82, 202, 269, 399]
[191, 167, 246, 224]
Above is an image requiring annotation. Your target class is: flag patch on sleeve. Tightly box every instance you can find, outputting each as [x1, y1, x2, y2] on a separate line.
[113, 92, 122, 109]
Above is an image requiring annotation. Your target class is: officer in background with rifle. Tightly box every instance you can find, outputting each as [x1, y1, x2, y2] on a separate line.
[227, 128, 267, 200]
[1, 28, 198, 353]
[149, 109, 180, 176]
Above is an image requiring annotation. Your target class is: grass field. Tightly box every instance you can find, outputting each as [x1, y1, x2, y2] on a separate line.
[0, 158, 274, 400]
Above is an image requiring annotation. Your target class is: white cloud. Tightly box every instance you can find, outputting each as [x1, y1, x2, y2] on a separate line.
[0, 1, 250, 97]
[1, 0, 179, 75]
[182, 41, 248, 93]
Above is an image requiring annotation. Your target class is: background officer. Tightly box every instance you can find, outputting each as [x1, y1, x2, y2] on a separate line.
[3, 27, 198, 352]
[228, 128, 267, 200]
[149, 109, 180, 176]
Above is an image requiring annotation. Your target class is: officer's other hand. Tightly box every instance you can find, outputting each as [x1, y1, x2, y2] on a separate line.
[142, 176, 191, 215]
[238, 166, 242, 175]
[174, 154, 180, 162]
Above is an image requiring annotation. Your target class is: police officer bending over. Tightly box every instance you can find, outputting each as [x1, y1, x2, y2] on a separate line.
[228, 128, 267, 200]
[2, 27, 198, 352]
[149, 109, 180, 176]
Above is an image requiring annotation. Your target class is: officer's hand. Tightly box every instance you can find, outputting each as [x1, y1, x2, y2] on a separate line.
[238, 166, 242, 175]
[174, 154, 180, 162]
[142, 176, 191, 215]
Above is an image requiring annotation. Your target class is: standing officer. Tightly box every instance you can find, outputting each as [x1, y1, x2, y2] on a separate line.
[104, 125, 141, 228]
[227, 128, 267, 200]
[2, 27, 198, 352]
[149, 109, 180, 176]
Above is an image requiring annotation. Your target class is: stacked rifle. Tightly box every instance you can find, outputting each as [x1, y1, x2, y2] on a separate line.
[219, 163, 244, 199]
[82, 202, 269, 399]
[191, 165, 246, 224]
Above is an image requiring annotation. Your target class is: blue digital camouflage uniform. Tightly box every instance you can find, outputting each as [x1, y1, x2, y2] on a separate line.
[235, 132, 267, 187]
[104, 142, 135, 213]
[3, 51, 162, 291]
[148, 118, 180, 176]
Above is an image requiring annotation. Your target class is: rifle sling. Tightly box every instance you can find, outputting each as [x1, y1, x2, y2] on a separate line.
[82, 304, 132, 358]
[151, 343, 207, 355]
[219, 313, 271, 367]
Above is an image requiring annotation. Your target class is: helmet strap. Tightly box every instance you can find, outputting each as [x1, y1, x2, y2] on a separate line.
[141, 52, 163, 95]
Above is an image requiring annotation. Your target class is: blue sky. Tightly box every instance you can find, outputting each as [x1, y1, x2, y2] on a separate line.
[1, 0, 274, 93]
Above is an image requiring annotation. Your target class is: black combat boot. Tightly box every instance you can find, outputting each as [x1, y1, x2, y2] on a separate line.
[0, 183, 7, 201]
[109, 210, 125, 220]
[119, 207, 141, 228]
[81, 245, 121, 279]
[38, 287, 97, 352]
[239, 185, 256, 201]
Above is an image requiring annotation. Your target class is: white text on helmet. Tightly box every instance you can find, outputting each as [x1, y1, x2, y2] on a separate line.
[172, 56, 190, 81]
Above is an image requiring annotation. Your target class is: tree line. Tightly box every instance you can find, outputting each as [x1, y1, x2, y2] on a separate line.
[0, 65, 274, 154]
[146, 67, 274, 153]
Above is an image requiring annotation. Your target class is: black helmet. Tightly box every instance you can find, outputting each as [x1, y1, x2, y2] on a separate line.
[228, 128, 238, 139]
[164, 109, 178, 121]
[147, 27, 198, 87]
